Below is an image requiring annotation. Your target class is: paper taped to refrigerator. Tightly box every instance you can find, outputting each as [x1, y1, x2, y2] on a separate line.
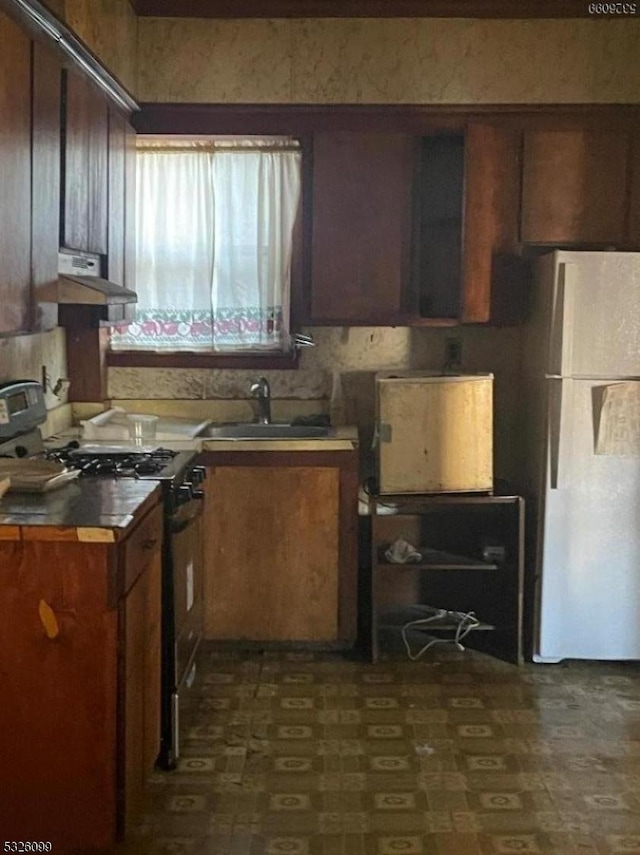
[595, 382, 640, 456]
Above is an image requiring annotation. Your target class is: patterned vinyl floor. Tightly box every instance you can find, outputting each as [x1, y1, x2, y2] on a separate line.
[120, 644, 640, 855]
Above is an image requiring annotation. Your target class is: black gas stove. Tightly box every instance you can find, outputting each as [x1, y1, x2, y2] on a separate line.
[47, 440, 206, 770]
[41, 440, 205, 512]
[47, 440, 196, 479]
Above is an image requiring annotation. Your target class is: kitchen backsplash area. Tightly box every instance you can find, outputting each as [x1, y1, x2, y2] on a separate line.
[0, 328, 71, 435]
[108, 324, 523, 485]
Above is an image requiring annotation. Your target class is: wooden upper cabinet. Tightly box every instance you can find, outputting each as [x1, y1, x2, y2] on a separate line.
[0, 13, 32, 334]
[521, 129, 629, 246]
[32, 42, 62, 330]
[629, 129, 640, 247]
[413, 125, 522, 324]
[107, 110, 137, 290]
[461, 124, 521, 323]
[108, 109, 129, 286]
[124, 121, 137, 292]
[309, 132, 415, 324]
[62, 70, 109, 255]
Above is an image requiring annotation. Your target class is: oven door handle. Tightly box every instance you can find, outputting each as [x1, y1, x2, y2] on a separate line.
[169, 503, 203, 534]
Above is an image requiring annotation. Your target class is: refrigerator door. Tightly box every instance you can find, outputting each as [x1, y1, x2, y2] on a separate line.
[536, 377, 640, 661]
[548, 251, 640, 378]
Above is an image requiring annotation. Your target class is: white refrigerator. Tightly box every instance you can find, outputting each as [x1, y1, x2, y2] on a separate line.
[523, 250, 640, 662]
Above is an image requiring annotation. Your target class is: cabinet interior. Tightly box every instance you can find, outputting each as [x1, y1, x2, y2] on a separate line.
[413, 135, 465, 319]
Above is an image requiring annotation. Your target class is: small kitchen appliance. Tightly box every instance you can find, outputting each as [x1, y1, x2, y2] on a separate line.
[375, 372, 494, 494]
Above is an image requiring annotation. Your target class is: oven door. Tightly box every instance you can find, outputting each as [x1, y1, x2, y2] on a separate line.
[161, 496, 204, 769]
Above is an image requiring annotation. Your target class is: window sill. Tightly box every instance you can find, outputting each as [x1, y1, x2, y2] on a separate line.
[106, 350, 300, 370]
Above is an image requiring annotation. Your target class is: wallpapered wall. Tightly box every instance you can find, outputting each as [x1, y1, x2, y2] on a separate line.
[137, 17, 640, 104]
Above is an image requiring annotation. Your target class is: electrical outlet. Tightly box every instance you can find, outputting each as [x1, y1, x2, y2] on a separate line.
[444, 337, 462, 367]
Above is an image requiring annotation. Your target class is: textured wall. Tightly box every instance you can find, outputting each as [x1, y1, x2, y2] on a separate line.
[62, 0, 138, 94]
[137, 17, 640, 104]
[0, 328, 69, 412]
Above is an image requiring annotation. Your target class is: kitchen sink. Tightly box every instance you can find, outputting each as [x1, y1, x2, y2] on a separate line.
[198, 422, 331, 439]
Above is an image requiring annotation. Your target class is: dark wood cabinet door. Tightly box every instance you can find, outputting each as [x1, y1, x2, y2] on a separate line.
[62, 70, 109, 255]
[108, 108, 127, 285]
[125, 120, 137, 290]
[122, 541, 162, 832]
[0, 13, 32, 333]
[32, 41, 62, 330]
[628, 129, 640, 247]
[204, 465, 341, 641]
[309, 132, 414, 324]
[521, 129, 629, 246]
[108, 110, 136, 288]
[462, 124, 521, 323]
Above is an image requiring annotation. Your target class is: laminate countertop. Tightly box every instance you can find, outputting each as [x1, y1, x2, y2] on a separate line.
[0, 477, 161, 533]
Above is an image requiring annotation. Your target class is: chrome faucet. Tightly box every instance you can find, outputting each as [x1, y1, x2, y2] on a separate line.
[249, 377, 271, 424]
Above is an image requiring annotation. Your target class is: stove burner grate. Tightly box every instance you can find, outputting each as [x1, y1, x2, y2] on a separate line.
[45, 442, 179, 478]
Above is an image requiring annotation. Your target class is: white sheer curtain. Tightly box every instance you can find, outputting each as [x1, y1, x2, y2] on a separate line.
[110, 138, 301, 352]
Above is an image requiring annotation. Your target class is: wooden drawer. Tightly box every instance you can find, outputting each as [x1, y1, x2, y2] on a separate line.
[118, 503, 163, 598]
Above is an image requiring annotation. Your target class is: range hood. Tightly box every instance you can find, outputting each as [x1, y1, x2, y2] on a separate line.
[36, 250, 138, 306]
[39, 273, 137, 306]
[35, 250, 138, 325]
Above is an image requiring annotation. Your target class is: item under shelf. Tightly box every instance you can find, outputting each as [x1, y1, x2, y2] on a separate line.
[378, 604, 494, 630]
[376, 545, 498, 570]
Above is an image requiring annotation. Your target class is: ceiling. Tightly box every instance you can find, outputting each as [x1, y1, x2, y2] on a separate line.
[129, 0, 602, 19]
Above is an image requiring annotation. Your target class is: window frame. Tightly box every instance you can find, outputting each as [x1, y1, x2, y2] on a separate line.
[106, 131, 307, 370]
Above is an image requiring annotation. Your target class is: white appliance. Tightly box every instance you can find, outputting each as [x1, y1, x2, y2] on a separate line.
[523, 250, 640, 662]
[376, 372, 493, 494]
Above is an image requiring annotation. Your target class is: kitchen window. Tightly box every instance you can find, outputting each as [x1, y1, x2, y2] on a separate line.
[109, 137, 302, 356]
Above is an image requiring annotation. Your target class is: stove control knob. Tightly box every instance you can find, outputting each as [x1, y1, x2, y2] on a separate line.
[190, 488, 205, 500]
[189, 466, 206, 486]
[15, 445, 28, 458]
[176, 484, 193, 504]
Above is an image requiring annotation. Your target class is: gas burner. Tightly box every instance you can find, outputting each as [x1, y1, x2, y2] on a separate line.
[44, 442, 181, 479]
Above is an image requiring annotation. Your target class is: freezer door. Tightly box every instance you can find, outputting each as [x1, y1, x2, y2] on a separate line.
[536, 378, 640, 661]
[548, 251, 640, 378]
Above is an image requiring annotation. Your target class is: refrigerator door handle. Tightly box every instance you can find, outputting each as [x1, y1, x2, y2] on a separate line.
[548, 379, 564, 490]
[555, 263, 577, 378]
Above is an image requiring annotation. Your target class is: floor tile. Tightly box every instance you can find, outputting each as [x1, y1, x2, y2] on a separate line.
[115, 647, 640, 855]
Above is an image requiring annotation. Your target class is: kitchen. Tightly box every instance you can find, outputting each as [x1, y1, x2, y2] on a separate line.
[1, 1, 640, 853]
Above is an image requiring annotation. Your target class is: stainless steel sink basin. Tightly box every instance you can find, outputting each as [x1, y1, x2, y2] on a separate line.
[199, 422, 331, 439]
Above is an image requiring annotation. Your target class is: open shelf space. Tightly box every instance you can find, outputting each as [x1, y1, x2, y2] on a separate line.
[362, 494, 524, 665]
[376, 545, 499, 571]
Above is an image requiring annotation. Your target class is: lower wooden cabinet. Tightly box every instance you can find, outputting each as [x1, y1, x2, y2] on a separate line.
[121, 536, 162, 833]
[202, 450, 358, 646]
[0, 501, 163, 852]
